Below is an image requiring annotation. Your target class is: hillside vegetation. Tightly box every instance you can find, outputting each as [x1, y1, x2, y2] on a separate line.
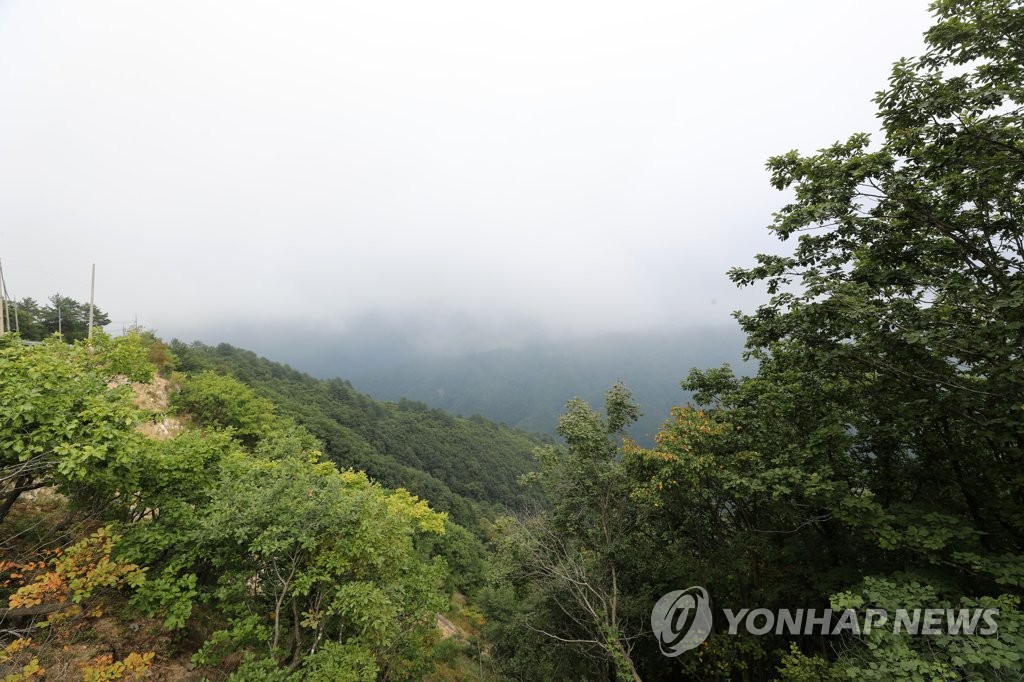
[167, 341, 548, 531]
[1, 333, 496, 680]
[476, 3, 1024, 679]
[3, 2, 1023, 680]
[347, 327, 746, 447]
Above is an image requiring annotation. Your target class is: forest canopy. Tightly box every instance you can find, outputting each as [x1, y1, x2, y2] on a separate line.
[2, 294, 111, 343]
[2, 1, 1023, 680]
[481, 1, 1024, 679]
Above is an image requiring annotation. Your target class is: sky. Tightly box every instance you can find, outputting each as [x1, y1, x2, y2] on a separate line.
[0, 1, 935, 353]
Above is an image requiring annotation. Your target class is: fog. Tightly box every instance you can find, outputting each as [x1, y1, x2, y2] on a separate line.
[0, 1, 933, 355]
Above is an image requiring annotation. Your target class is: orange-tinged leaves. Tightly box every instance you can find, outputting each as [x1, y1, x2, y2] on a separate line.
[6, 527, 144, 624]
[82, 651, 155, 681]
[1, 638, 45, 681]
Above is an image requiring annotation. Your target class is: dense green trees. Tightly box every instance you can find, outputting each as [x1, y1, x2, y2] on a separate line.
[125, 444, 448, 679]
[485, 385, 649, 681]
[704, 0, 1024, 674]
[168, 341, 547, 534]
[171, 371, 278, 447]
[484, 1, 1024, 679]
[2, 333, 465, 679]
[6, 2, 1022, 678]
[4, 294, 111, 342]
[0, 332, 153, 524]
[6, 297, 45, 340]
[726, 0, 1024, 575]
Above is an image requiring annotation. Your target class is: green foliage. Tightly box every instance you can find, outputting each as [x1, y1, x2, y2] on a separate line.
[694, 0, 1024, 674]
[631, 0, 1023, 676]
[224, 655, 293, 682]
[299, 642, 378, 682]
[130, 328, 178, 375]
[89, 330, 158, 383]
[6, 293, 112, 342]
[170, 371, 277, 446]
[486, 385, 647, 681]
[422, 521, 489, 594]
[348, 328, 744, 447]
[8, 297, 45, 341]
[485, 2, 1024, 679]
[777, 643, 840, 682]
[826, 578, 1024, 681]
[172, 450, 447, 676]
[2, 328, 466, 678]
[0, 334, 149, 524]
[167, 341, 547, 532]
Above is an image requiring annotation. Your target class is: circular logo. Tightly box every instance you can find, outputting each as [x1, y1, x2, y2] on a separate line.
[651, 586, 712, 656]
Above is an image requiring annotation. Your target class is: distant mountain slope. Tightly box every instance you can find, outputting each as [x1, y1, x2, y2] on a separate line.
[347, 326, 749, 446]
[169, 341, 549, 528]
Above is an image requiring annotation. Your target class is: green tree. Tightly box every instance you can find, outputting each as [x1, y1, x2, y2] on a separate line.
[127, 447, 448, 679]
[487, 3, 1024, 678]
[725, 0, 1024, 586]
[2, 329, 460, 679]
[674, 0, 1024, 676]
[167, 340, 547, 533]
[8, 297, 45, 340]
[37, 294, 111, 342]
[170, 371, 277, 447]
[0, 333, 153, 524]
[489, 384, 647, 682]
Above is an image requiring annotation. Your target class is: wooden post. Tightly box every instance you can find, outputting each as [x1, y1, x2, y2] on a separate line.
[88, 264, 96, 340]
[0, 259, 7, 333]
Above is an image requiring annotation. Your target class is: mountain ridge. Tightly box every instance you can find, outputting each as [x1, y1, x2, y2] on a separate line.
[346, 325, 749, 446]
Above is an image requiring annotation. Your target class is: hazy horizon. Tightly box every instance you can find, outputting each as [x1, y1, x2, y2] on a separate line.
[163, 314, 745, 376]
[1, 1, 935, 348]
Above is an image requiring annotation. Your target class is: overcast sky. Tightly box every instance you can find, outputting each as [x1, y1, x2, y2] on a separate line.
[0, 1, 934, 349]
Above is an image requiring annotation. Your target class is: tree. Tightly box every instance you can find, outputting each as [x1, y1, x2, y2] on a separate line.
[126, 447, 449, 678]
[170, 371, 278, 447]
[37, 294, 111, 342]
[0, 294, 111, 342]
[0, 332, 154, 525]
[489, 384, 648, 682]
[3, 330, 458, 679]
[492, 2, 1024, 678]
[726, 0, 1023, 578]
[676, 0, 1024, 676]
[9, 297, 45, 340]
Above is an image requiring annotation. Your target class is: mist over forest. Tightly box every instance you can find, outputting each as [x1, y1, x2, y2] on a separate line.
[175, 319, 748, 446]
[3, 1, 1023, 680]
[345, 326, 748, 446]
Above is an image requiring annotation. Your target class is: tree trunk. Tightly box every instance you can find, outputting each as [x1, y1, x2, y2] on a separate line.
[0, 475, 42, 524]
[0, 602, 64, 621]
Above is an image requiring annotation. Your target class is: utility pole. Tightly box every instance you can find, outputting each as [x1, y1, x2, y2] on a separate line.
[0, 259, 7, 333]
[88, 263, 96, 340]
[1, 266, 17, 333]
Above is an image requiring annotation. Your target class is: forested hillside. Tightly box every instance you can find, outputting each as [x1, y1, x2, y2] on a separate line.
[2, 333, 488, 680]
[1, 294, 110, 343]
[478, 3, 1024, 679]
[168, 341, 548, 530]
[3, 2, 1023, 680]
[348, 327, 746, 446]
